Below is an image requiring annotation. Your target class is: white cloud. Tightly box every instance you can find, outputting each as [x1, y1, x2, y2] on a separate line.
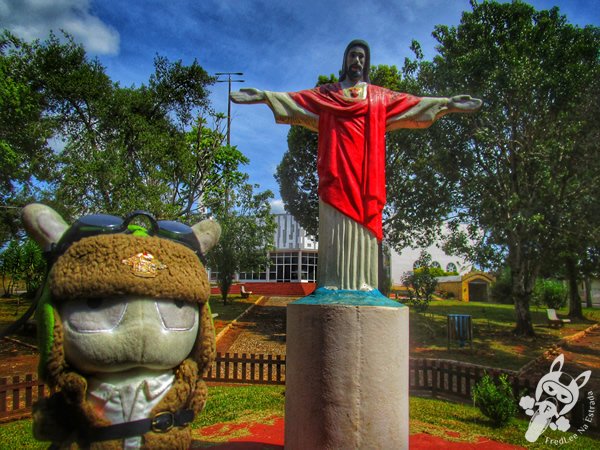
[0, 0, 120, 55]
[270, 199, 286, 214]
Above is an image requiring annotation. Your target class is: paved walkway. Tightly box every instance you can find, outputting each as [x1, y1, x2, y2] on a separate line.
[216, 297, 291, 355]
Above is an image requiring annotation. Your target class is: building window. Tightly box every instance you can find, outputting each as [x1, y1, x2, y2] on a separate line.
[238, 268, 267, 281]
[269, 252, 299, 282]
[446, 262, 457, 273]
[301, 252, 318, 282]
[209, 269, 219, 282]
[431, 261, 441, 269]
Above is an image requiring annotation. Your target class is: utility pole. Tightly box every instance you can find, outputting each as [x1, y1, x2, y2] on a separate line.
[215, 72, 244, 146]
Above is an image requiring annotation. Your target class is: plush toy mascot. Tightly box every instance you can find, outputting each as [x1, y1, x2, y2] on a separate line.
[22, 204, 220, 449]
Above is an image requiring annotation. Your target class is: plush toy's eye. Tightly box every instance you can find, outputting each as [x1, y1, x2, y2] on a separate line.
[61, 298, 127, 333]
[155, 300, 198, 331]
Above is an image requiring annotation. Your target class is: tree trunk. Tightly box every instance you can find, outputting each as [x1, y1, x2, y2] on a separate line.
[566, 257, 583, 319]
[219, 276, 232, 306]
[512, 289, 535, 336]
[509, 240, 536, 337]
[584, 277, 593, 308]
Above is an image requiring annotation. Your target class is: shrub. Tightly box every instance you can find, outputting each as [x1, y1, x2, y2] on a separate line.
[471, 373, 517, 426]
[532, 278, 567, 309]
[402, 252, 437, 313]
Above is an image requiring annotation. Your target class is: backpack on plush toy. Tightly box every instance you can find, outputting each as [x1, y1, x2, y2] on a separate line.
[23, 204, 220, 449]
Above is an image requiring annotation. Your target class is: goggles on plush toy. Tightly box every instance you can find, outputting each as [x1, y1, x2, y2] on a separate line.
[49, 210, 207, 265]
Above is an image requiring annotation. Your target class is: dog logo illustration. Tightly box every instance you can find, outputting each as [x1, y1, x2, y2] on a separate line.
[519, 354, 591, 442]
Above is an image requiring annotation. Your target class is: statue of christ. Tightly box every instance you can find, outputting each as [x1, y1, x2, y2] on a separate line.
[231, 40, 481, 291]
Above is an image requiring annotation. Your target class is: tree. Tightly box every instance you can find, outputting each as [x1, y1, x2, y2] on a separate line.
[0, 239, 22, 296]
[47, 48, 219, 219]
[401, 251, 438, 313]
[0, 237, 45, 298]
[417, 0, 600, 335]
[0, 32, 57, 244]
[208, 182, 276, 304]
[0, 32, 55, 198]
[20, 238, 46, 296]
[1, 30, 232, 221]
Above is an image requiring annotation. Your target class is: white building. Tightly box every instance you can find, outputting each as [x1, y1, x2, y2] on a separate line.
[389, 244, 471, 287]
[236, 213, 319, 283]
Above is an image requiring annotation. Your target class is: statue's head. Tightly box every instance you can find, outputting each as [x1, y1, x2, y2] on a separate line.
[340, 39, 370, 83]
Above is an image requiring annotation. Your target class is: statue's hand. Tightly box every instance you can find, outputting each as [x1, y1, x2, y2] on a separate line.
[448, 95, 482, 112]
[230, 88, 266, 104]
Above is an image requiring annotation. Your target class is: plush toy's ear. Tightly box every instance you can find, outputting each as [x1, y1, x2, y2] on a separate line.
[22, 204, 69, 250]
[192, 220, 221, 255]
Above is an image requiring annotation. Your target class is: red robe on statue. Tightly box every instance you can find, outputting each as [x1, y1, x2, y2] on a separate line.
[290, 83, 421, 241]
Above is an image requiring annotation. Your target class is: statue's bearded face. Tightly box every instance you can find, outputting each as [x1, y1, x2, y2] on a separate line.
[345, 46, 366, 81]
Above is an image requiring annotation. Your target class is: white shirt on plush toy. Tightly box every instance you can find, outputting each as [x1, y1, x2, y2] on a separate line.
[88, 369, 175, 449]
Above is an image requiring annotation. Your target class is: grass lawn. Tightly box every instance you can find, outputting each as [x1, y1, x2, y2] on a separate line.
[409, 300, 599, 370]
[0, 295, 32, 323]
[0, 295, 37, 347]
[3, 385, 597, 449]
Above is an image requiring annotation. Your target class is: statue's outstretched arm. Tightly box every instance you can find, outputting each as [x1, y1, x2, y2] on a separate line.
[387, 95, 482, 131]
[447, 95, 483, 112]
[231, 88, 319, 132]
[230, 88, 267, 104]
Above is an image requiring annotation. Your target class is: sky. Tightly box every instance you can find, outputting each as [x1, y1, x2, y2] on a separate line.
[1, 0, 599, 213]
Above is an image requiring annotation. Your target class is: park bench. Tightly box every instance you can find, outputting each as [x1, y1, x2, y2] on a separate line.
[240, 285, 252, 299]
[447, 314, 473, 349]
[547, 309, 571, 328]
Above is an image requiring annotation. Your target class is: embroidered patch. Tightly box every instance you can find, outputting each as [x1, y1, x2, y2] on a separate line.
[122, 252, 167, 278]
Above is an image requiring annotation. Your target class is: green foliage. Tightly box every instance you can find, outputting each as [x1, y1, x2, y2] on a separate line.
[0, 238, 45, 297]
[0, 29, 232, 221]
[426, 266, 455, 278]
[532, 278, 567, 310]
[0, 32, 55, 200]
[402, 251, 438, 313]
[208, 183, 276, 304]
[20, 239, 46, 296]
[0, 239, 22, 296]
[417, 1, 600, 336]
[472, 373, 517, 427]
[490, 268, 513, 304]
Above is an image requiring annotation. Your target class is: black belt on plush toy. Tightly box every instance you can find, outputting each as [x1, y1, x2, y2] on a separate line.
[82, 409, 195, 442]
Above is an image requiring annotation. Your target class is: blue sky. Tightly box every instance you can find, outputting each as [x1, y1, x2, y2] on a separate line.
[1, 0, 598, 213]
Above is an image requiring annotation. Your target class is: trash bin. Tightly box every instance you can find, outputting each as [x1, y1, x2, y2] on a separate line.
[447, 314, 472, 349]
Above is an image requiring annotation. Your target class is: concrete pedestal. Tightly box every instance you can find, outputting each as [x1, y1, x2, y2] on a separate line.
[285, 289, 409, 450]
